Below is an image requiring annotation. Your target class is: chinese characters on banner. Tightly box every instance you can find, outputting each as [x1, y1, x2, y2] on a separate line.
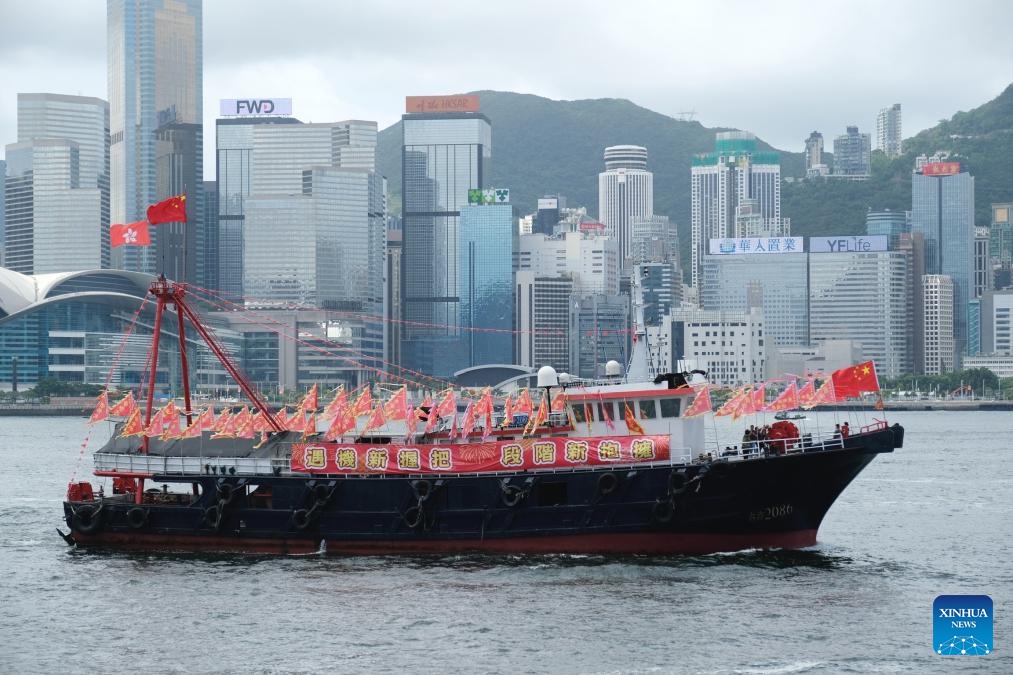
[291, 435, 671, 474]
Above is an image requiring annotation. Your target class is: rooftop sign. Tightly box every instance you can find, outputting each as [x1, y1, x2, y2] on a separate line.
[809, 235, 888, 253]
[406, 95, 480, 114]
[219, 98, 292, 117]
[708, 237, 804, 255]
[467, 188, 509, 205]
[922, 161, 961, 176]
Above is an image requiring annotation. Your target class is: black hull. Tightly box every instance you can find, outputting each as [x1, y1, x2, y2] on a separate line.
[63, 425, 901, 555]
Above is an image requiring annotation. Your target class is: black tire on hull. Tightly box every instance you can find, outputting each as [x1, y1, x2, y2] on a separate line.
[652, 499, 675, 524]
[72, 504, 103, 534]
[598, 472, 619, 495]
[292, 508, 312, 530]
[126, 506, 148, 529]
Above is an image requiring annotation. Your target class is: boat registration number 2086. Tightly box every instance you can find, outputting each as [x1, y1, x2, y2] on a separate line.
[748, 504, 794, 522]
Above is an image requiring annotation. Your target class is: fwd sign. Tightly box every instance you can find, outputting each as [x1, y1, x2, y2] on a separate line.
[220, 98, 293, 117]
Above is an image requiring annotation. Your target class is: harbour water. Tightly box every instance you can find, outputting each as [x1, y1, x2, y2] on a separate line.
[0, 411, 1009, 673]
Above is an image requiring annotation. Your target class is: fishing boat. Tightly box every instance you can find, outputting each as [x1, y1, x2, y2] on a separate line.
[60, 274, 903, 555]
[774, 410, 807, 421]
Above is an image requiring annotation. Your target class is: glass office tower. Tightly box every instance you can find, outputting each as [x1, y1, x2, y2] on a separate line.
[401, 112, 492, 377]
[458, 203, 514, 368]
[108, 0, 202, 280]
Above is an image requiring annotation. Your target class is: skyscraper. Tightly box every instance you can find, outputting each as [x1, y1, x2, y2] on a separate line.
[108, 0, 202, 281]
[804, 131, 828, 178]
[911, 162, 974, 358]
[242, 121, 383, 310]
[598, 145, 653, 269]
[216, 115, 302, 301]
[833, 126, 871, 178]
[400, 101, 492, 377]
[458, 203, 514, 368]
[876, 103, 902, 158]
[690, 131, 786, 291]
[4, 94, 110, 273]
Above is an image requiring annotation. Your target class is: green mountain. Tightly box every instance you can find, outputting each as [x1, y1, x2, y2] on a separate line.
[378, 84, 1013, 250]
[377, 90, 794, 224]
[784, 82, 1013, 237]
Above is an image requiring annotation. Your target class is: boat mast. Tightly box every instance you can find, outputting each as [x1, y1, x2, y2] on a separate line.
[144, 277, 284, 441]
[625, 264, 651, 382]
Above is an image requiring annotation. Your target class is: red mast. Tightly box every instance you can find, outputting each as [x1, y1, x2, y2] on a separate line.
[142, 277, 284, 450]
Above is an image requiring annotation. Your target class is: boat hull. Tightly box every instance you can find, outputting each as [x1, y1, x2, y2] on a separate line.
[63, 424, 901, 555]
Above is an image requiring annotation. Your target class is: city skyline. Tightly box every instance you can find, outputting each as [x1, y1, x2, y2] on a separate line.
[2, 1, 1012, 174]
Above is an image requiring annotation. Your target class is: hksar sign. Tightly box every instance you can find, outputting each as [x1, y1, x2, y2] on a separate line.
[406, 95, 481, 113]
[220, 98, 293, 117]
[922, 162, 961, 176]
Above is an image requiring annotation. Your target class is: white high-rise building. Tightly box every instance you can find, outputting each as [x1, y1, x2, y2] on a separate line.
[923, 274, 955, 374]
[514, 231, 620, 295]
[4, 94, 110, 273]
[876, 103, 902, 158]
[690, 132, 786, 291]
[598, 145, 652, 270]
[808, 249, 912, 378]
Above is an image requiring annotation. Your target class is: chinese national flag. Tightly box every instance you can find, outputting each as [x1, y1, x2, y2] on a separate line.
[831, 361, 880, 400]
[110, 221, 151, 247]
[146, 194, 187, 224]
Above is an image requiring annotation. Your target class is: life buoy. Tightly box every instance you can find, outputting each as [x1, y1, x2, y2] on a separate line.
[411, 480, 431, 500]
[291, 508, 312, 531]
[73, 504, 103, 534]
[203, 504, 222, 530]
[669, 470, 687, 494]
[597, 472, 619, 496]
[403, 505, 424, 529]
[652, 499, 675, 524]
[126, 506, 148, 529]
[501, 484, 525, 507]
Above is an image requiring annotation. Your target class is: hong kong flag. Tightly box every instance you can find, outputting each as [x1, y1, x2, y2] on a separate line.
[146, 194, 187, 224]
[110, 221, 151, 247]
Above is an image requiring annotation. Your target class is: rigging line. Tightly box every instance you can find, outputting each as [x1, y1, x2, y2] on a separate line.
[69, 295, 151, 485]
[205, 285, 565, 336]
[185, 286, 459, 392]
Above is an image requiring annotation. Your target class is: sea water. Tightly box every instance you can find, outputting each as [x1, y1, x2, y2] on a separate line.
[0, 411, 1009, 674]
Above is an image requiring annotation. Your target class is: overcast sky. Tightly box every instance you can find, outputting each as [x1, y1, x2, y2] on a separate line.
[2, 0, 1012, 173]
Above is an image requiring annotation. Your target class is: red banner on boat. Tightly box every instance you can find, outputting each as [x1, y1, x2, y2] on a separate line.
[291, 435, 671, 475]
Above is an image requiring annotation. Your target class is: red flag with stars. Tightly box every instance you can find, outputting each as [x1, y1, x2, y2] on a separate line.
[146, 194, 187, 224]
[831, 361, 880, 400]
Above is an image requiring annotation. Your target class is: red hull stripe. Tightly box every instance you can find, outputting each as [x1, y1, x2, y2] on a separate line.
[71, 529, 818, 555]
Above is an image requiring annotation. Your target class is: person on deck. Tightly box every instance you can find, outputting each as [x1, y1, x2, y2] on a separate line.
[841, 421, 850, 439]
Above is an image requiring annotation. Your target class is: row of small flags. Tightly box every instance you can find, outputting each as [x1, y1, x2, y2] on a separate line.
[110, 195, 187, 248]
[681, 360, 882, 420]
[87, 383, 576, 442]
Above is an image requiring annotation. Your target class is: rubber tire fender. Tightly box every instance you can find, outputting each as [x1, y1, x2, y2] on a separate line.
[292, 508, 312, 531]
[126, 506, 148, 529]
[652, 499, 675, 524]
[73, 504, 103, 534]
[501, 484, 525, 507]
[597, 472, 619, 496]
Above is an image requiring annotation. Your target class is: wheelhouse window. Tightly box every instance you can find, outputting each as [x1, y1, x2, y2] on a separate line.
[597, 402, 615, 423]
[659, 398, 681, 418]
[571, 404, 586, 424]
[638, 399, 657, 419]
